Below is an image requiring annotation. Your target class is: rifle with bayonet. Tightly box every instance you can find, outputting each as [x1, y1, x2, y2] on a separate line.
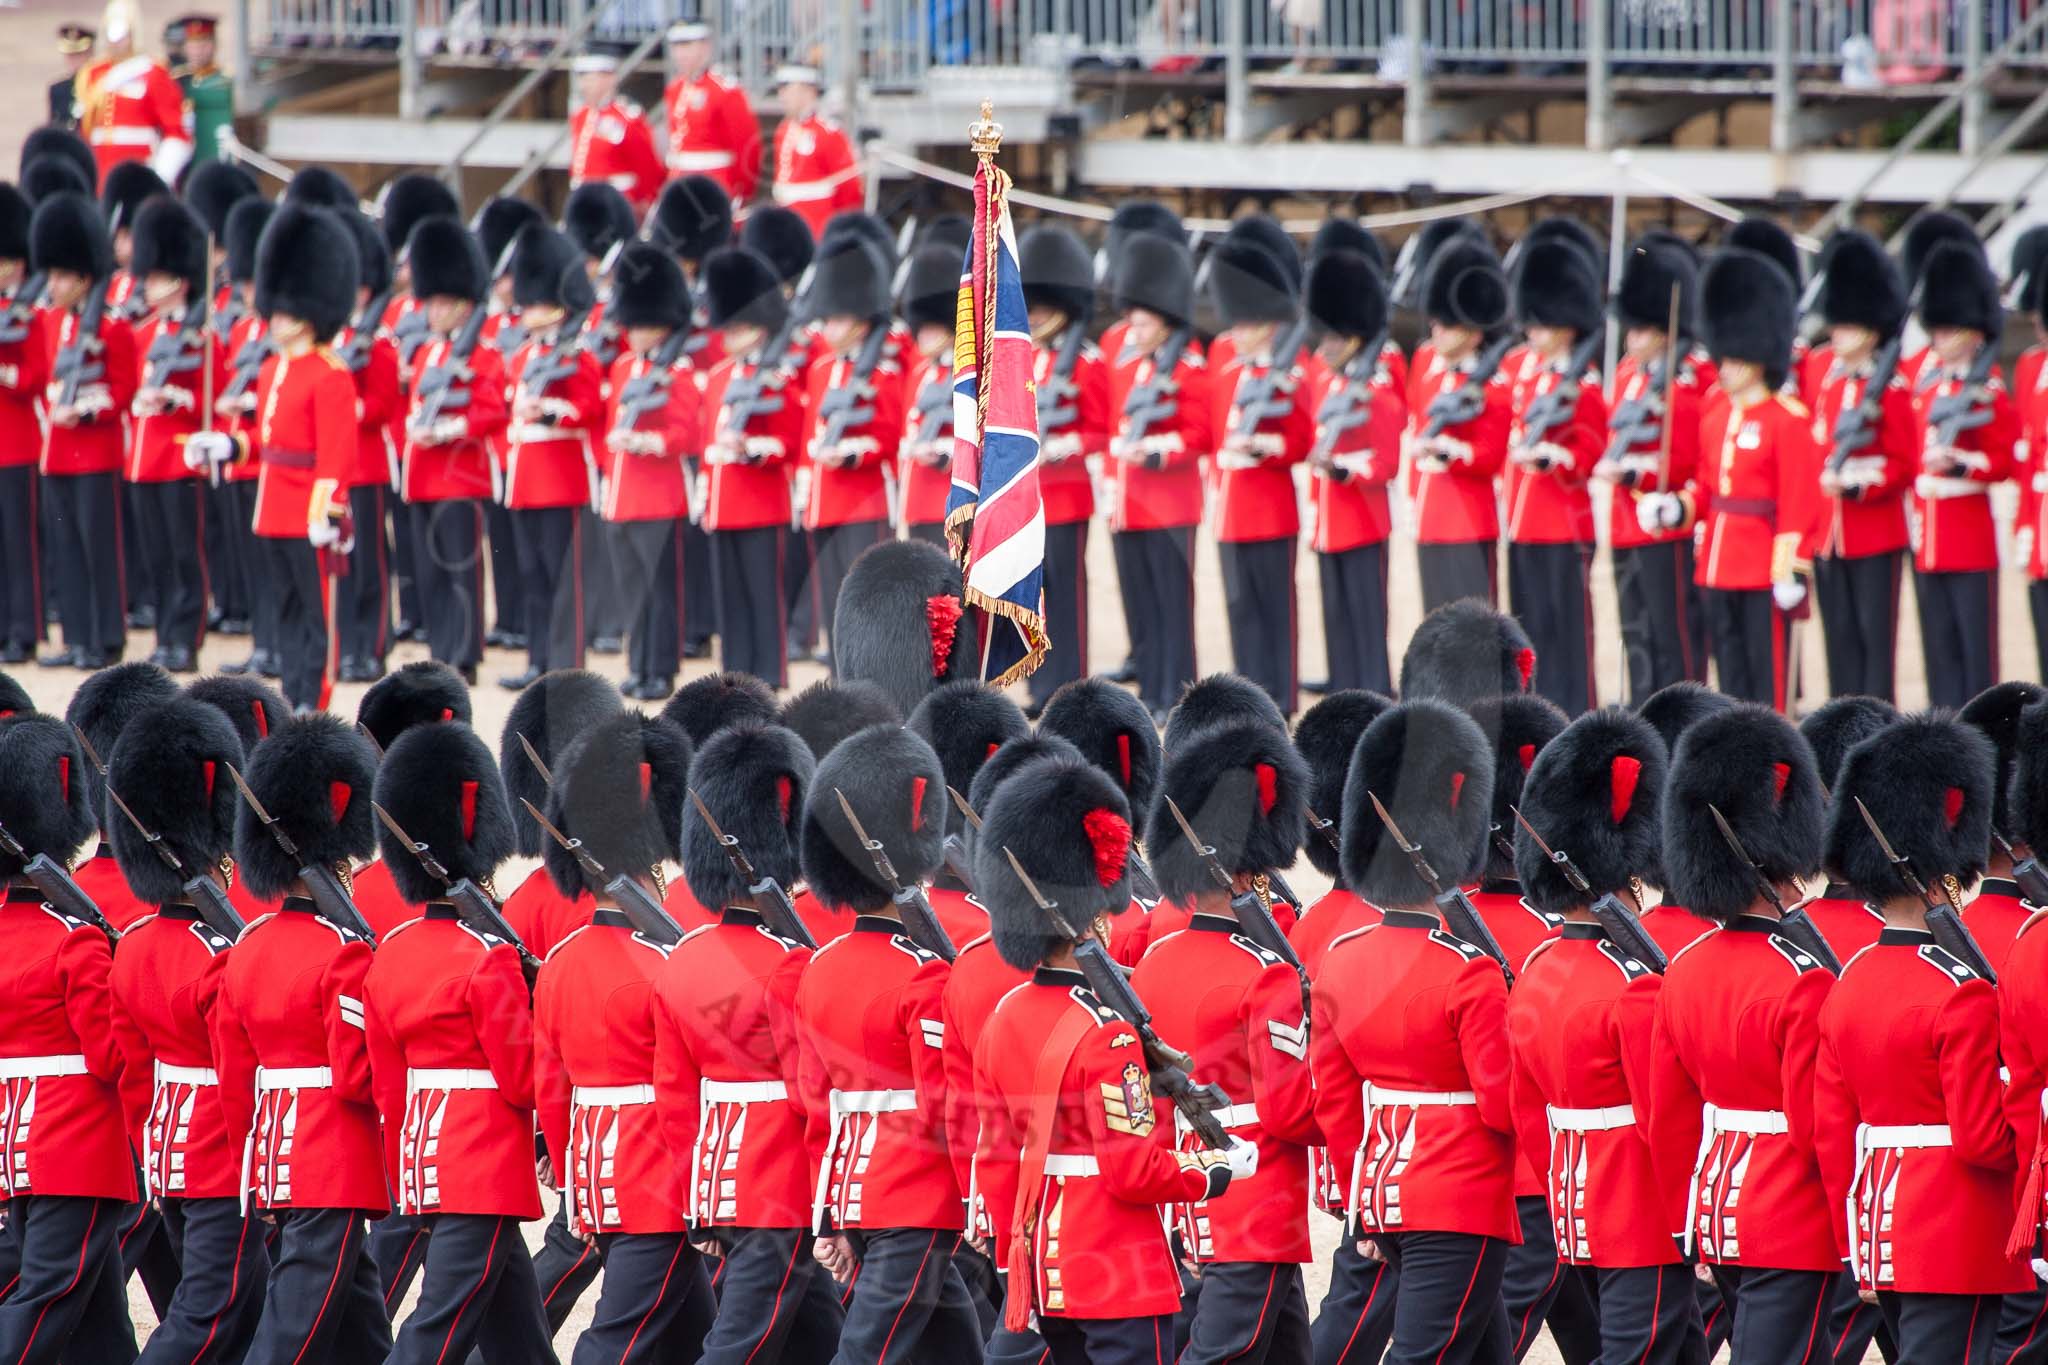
[0, 272, 43, 345]
[340, 286, 395, 374]
[813, 322, 892, 453]
[1362, 791, 1516, 985]
[1035, 318, 1088, 432]
[1307, 331, 1386, 468]
[830, 788, 956, 961]
[142, 293, 212, 391]
[1601, 354, 1667, 467]
[1853, 796, 1996, 982]
[614, 326, 694, 431]
[1511, 805, 1668, 972]
[684, 786, 817, 949]
[998, 845, 1233, 1150]
[1161, 795, 1308, 1007]
[716, 311, 808, 430]
[390, 304, 432, 372]
[219, 325, 272, 407]
[224, 762, 378, 942]
[1990, 827, 2048, 907]
[105, 784, 245, 940]
[370, 802, 540, 983]
[0, 817, 118, 941]
[517, 302, 594, 396]
[53, 276, 112, 409]
[1228, 312, 1313, 441]
[909, 362, 953, 449]
[1420, 332, 1517, 442]
[1825, 334, 1903, 477]
[410, 299, 491, 432]
[1514, 330, 1604, 451]
[519, 798, 684, 946]
[1706, 804, 1840, 972]
[1119, 327, 1192, 445]
[1926, 340, 1999, 450]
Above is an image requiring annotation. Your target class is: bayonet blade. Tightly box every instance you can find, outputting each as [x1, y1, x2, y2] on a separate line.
[355, 721, 384, 759]
[107, 786, 183, 872]
[1365, 791, 1412, 853]
[1853, 796, 1905, 866]
[947, 786, 982, 831]
[834, 787, 898, 886]
[518, 733, 553, 786]
[1303, 802, 1341, 854]
[517, 797, 606, 880]
[71, 723, 106, 776]
[225, 762, 298, 857]
[1002, 845, 1080, 939]
[687, 786, 753, 878]
[1709, 803, 1786, 913]
[371, 802, 450, 884]
[1510, 804, 1590, 894]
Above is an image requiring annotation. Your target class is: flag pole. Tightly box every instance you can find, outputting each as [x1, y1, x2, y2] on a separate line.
[968, 99, 1002, 448]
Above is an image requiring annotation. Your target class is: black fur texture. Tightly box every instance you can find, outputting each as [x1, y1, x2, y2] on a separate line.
[185, 675, 288, 758]
[977, 756, 1135, 971]
[1663, 704, 1825, 923]
[20, 128, 95, 193]
[1959, 681, 2044, 841]
[1292, 689, 1395, 879]
[20, 156, 90, 207]
[232, 713, 378, 900]
[66, 662, 180, 828]
[283, 166, 357, 213]
[378, 173, 457, 252]
[1635, 679, 1737, 759]
[406, 215, 485, 303]
[804, 236, 890, 322]
[1399, 598, 1536, 708]
[372, 721, 515, 905]
[901, 244, 958, 334]
[679, 722, 814, 912]
[1340, 699, 1493, 909]
[498, 668, 622, 858]
[831, 539, 974, 719]
[255, 204, 358, 340]
[661, 671, 779, 746]
[1112, 235, 1194, 324]
[1701, 246, 1797, 390]
[542, 712, 693, 899]
[1513, 239, 1602, 336]
[30, 190, 111, 279]
[182, 160, 258, 239]
[0, 670, 30, 717]
[908, 682, 1030, 806]
[1823, 711, 1993, 902]
[2006, 698, 2048, 858]
[1207, 238, 1297, 328]
[1422, 239, 1507, 329]
[1036, 676, 1164, 812]
[100, 161, 168, 234]
[1514, 707, 1668, 913]
[0, 716, 93, 878]
[1798, 695, 1900, 795]
[778, 680, 902, 761]
[610, 243, 691, 331]
[1900, 209, 1978, 288]
[131, 195, 207, 297]
[1725, 216, 1801, 287]
[563, 182, 635, 261]
[1306, 249, 1387, 341]
[965, 733, 1086, 827]
[223, 197, 273, 284]
[358, 661, 471, 751]
[801, 723, 947, 913]
[1162, 673, 1287, 753]
[650, 175, 732, 263]
[1147, 719, 1308, 905]
[106, 698, 244, 906]
[1467, 692, 1569, 883]
[1818, 230, 1908, 337]
[702, 247, 787, 332]
[509, 224, 583, 310]
[1615, 239, 1697, 334]
[1918, 240, 2003, 338]
[475, 196, 544, 275]
[1019, 225, 1093, 323]
[740, 205, 814, 285]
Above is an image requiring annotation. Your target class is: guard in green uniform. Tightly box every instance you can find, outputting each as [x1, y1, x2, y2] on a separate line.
[169, 13, 232, 166]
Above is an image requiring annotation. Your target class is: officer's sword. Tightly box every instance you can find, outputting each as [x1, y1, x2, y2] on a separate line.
[1851, 796, 1996, 982]
[684, 786, 815, 949]
[369, 802, 540, 981]
[1705, 804, 1840, 972]
[223, 761, 377, 941]
[831, 788, 956, 961]
[518, 798, 683, 946]
[104, 784, 245, 938]
[1509, 805, 1668, 972]
[1361, 791, 1516, 984]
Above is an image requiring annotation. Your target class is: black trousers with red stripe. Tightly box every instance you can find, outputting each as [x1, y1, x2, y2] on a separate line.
[813, 519, 890, 655]
[1417, 540, 1497, 614]
[1588, 1263, 1708, 1365]
[44, 470, 126, 657]
[699, 1226, 844, 1363]
[259, 535, 332, 711]
[1614, 540, 1707, 701]
[1030, 520, 1091, 706]
[531, 1200, 600, 1336]
[612, 518, 683, 685]
[203, 480, 245, 625]
[1876, 1290, 1999, 1365]
[1310, 1233, 1396, 1364]
[833, 1228, 984, 1365]
[225, 481, 276, 658]
[710, 526, 788, 689]
[785, 527, 821, 653]
[1371, 1231, 1510, 1365]
[140, 1196, 270, 1365]
[118, 1190, 180, 1317]
[389, 1213, 554, 1365]
[1508, 541, 1595, 716]
[1112, 526, 1197, 714]
[130, 478, 209, 657]
[1998, 1284, 2048, 1365]
[241, 1207, 390, 1365]
[1814, 551, 1901, 702]
[580, 1231, 715, 1364]
[1219, 536, 1298, 716]
[1503, 1195, 1598, 1365]
[1708, 1265, 1836, 1365]
[0, 1194, 137, 1365]
[510, 506, 585, 674]
[485, 497, 525, 637]
[1317, 542, 1391, 697]
[337, 484, 393, 667]
[369, 1209, 428, 1309]
[0, 465, 42, 650]
[1179, 1260, 1313, 1365]
[1040, 1312, 1176, 1364]
[1702, 586, 1787, 711]
[412, 498, 486, 669]
[1914, 567, 1997, 710]
[683, 513, 715, 652]
[1827, 1270, 1894, 1365]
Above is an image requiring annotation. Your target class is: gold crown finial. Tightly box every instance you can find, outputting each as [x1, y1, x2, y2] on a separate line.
[969, 100, 1002, 157]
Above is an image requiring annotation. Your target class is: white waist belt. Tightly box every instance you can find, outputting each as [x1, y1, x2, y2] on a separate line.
[1364, 1083, 1477, 1108]
[774, 179, 836, 204]
[1859, 1122, 1951, 1149]
[830, 1087, 918, 1115]
[574, 1083, 655, 1107]
[1707, 1106, 1788, 1135]
[1915, 475, 1984, 500]
[1177, 1102, 1260, 1136]
[510, 423, 578, 444]
[256, 1066, 332, 1091]
[408, 1068, 498, 1091]
[91, 127, 159, 147]
[703, 1079, 788, 1104]
[0, 1054, 88, 1080]
[1548, 1103, 1636, 1132]
[1044, 1153, 1099, 1177]
[156, 1061, 218, 1087]
[672, 150, 736, 170]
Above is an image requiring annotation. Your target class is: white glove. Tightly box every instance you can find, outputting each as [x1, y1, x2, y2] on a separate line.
[1636, 493, 1684, 535]
[1838, 455, 1886, 491]
[1224, 1136, 1260, 1181]
[1433, 434, 1475, 465]
[1525, 441, 1572, 471]
[161, 385, 195, 412]
[1773, 577, 1808, 613]
[1042, 433, 1082, 462]
[308, 517, 354, 554]
[184, 431, 235, 471]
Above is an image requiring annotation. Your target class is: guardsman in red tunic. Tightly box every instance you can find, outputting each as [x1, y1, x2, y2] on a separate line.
[897, 245, 959, 548]
[1314, 699, 1520, 1362]
[661, 21, 761, 201]
[567, 52, 663, 214]
[1106, 236, 1210, 722]
[1908, 241, 2019, 709]
[501, 225, 602, 689]
[602, 244, 703, 702]
[1794, 697, 1899, 965]
[329, 212, 402, 685]
[972, 755, 1247, 1363]
[104, 698, 270, 1364]
[1816, 712, 2026, 1361]
[699, 247, 806, 687]
[1596, 239, 1711, 699]
[1958, 681, 2045, 977]
[76, 2, 191, 184]
[1505, 239, 1607, 717]
[793, 725, 984, 1361]
[533, 712, 715, 1359]
[1206, 239, 1314, 716]
[1648, 705, 1844, 1362]
[65, 661, 179, 938]
[102, 160, 163, 331]
[1640, 248, 1818, 713]
[0, 717, 139, 1365]
[1509, 707, 1708, 1363]
[1131, 719, 1319, 1364]
[210, 196, 274, 672]
[653, 722, 848, 1361]
[1996, 699, 2048, 1365]
[0, 187, 51, 664]
[1810, 231, 1916, 704]
[33, 191, 137, 670]
[218, 714, 394, 1363]
[769, 66, 861, 240]
[906, 683, 1028, 949]
[128, 196, 220, 673]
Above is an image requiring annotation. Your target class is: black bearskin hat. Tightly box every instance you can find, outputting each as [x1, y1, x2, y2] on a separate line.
[31, 191, 111, 279]
[1636, 679, 1736, 759]
[801, 723, 947, 912]
[185, 675, 288, 758]
[702, 247, 788, 332]
[1162, 674, 1287, 753]
[223, 197, 273, 284]
[680, 722, 814, 912]
[106, 698, 244, 906]
[67, 662, 180, 826]
[0, 184, 30, 263]
[406, 215, 485, 303]
[0, 671, 30, 718]
[1399, 599, 1536, 708]
[379, 172, 458, 254]
[610, 243, 691, 330]
[977, 757, 1135, 971]
[2005, 698, 2048, 859]
[1020, 225, 1093, 323]
[1514, 707, 1667, 914]
[372, 721, 516, 905]
[1725, 216, 1801, 287]
[1341, 699, 1494, 908]
[661, 671, 778, 746]
[1223, 215, 1302, 288]
[650, 175, 732, 263]
[740, 205, 814, 285]
[908, 682, 1030, 804]
[901, 244, 959, 333]
[233, 714, 378, 900]
[1958, 681, 2044, 841]
[1467, 692, 1570, 883]
[19, 128, 95, 193]
[183, 159, 259, 239]
[1513, 239, 1603, 337]
[1306, 248, 1387, 342]
[1423, 239, 1507, 329]
[509, 223, 584, 310]
[779, 679, 903, 762]
[283, 166, 358, 213]
[131, 195, 207, 297]
[1901, 209, 1979, 289]
[965, 733, 1086, 826]
[1510, 217, 1603, 281]
[542, 712, 693, 899]
[1393, 218, 1485, 310]
[821, 212, 897, 274]
[1208, 239, 1298, 329]
[1799, 695, 1899, 795]
[340, 211, 392, 301]
[562, 181, 635, 263]
[476, 196, 544, 277]
[1701, 247, 1796, 391]
[358, 660, 472, 751]
[1664, 704, 1825, 924]
[1113, 235, 1194, 325]
[22, 158, 90, 209]
[499, 669, 622, 858]
[1615, 238, 1697, 335]
[1311, 217, 1384, 273]
[916, 214, 972, 260]
[832, 540, 975, 719]
[1824, 711, 1993, 901]
[1918, 240, 2003, 338]
[1818, 229, 1908, 338]
[1293, 690, 1395, 879]
[1105, 199, 1186, 255]
[1147, 719, 1307, 904]
[100, 160, 168, 235]
[255, 203, 358, 341]
[805, 235, 891, 323]
[1037, 676, 1165, 813]
[0, 716, 93, 879]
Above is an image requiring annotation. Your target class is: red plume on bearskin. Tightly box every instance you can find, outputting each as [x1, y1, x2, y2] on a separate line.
[908, 682, 1029, 812]
[801, 724, 947, 914]
[106, 698, 245, 908]
[0, 716, 93, 879]
[233, 714, 379, 901]
[1823, 711, 1992, 902]
[680, 723, 814, 914]
[1514, 707, 1668, 915]
[372, 721, 514, 906]
[542, 713, 692, 900]
[974, 756, 1135, 971]
[1662, 704, 1825, 924]
[1037, 677, 1163, 813]
[1341, 699, 1494, 909]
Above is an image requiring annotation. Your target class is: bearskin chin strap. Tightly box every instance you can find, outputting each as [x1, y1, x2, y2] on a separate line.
[332, 861, 354, 896]
[649, 864, 669, 900]
[1941, 874, 1966, 916]
[218, 855, 235, 890]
